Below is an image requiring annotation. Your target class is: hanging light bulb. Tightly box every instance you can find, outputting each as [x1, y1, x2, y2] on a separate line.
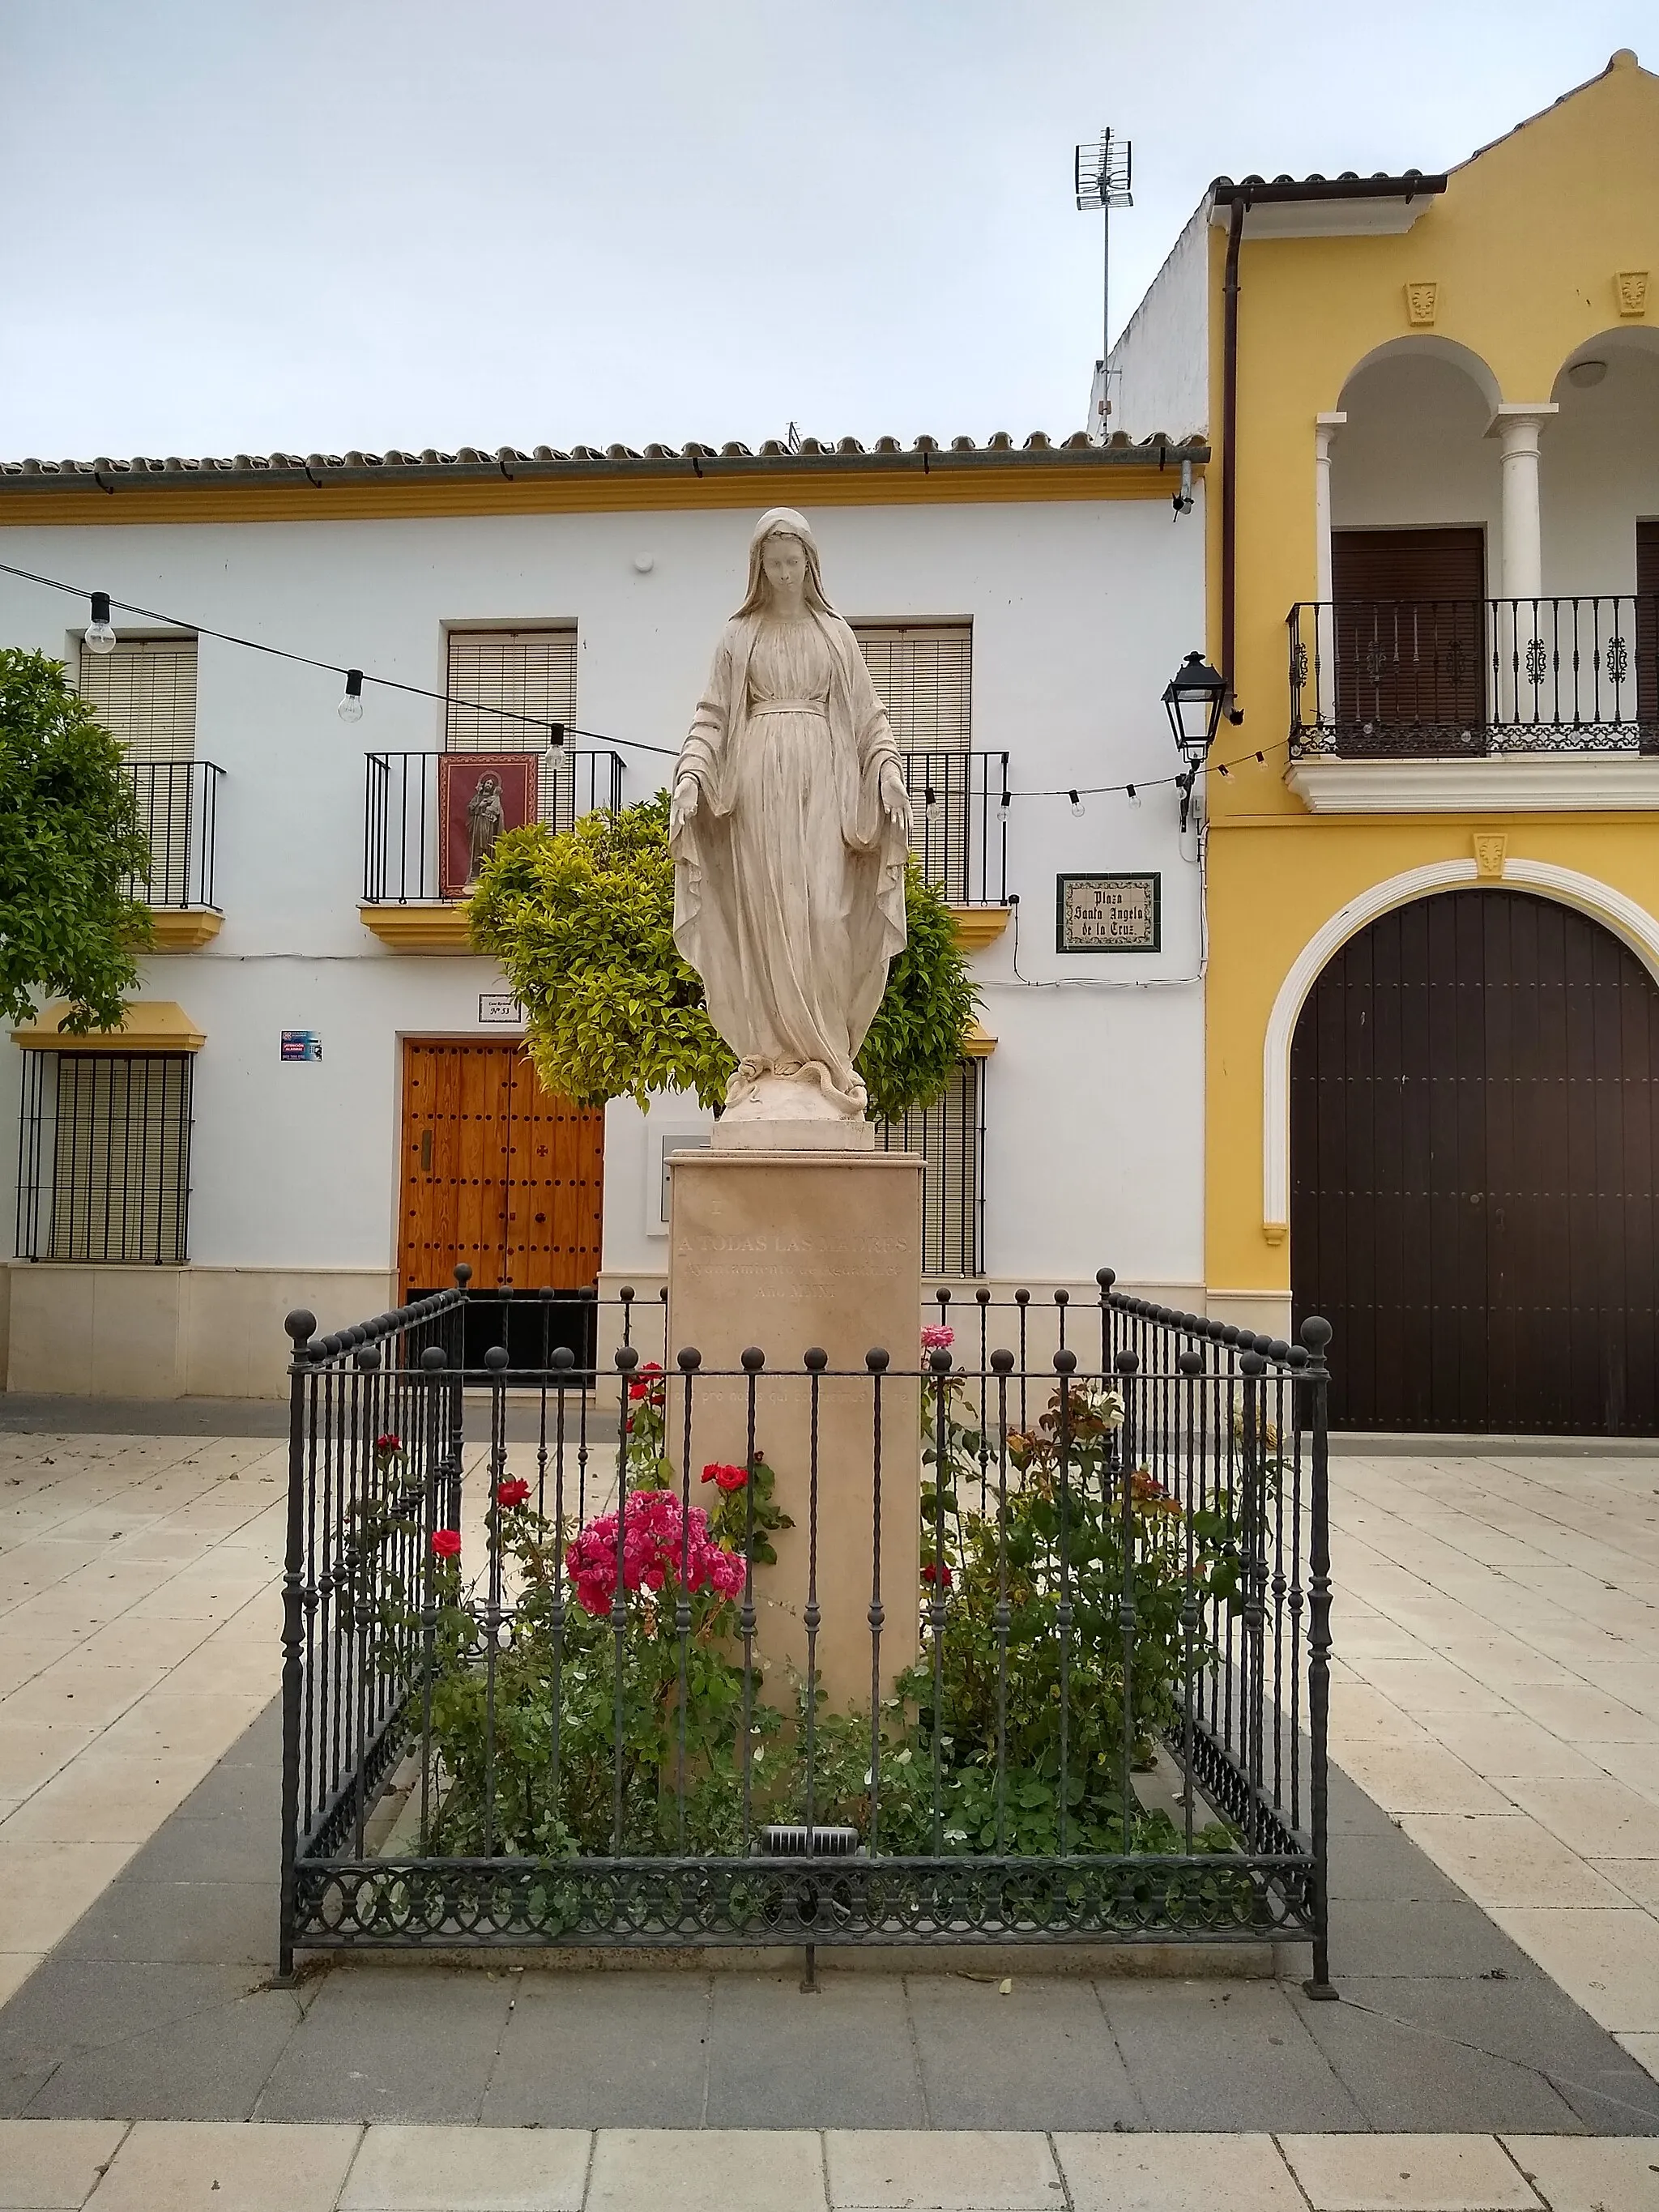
[998, 786, 1011, 816]
[1126, 783, 1141, 809]
[336, 668, 365, 723]
[83, 591, 117, 655]
[1069, 789, 1085, 817]
[924, 784, 938, 812]
[544, 720, 566, 753]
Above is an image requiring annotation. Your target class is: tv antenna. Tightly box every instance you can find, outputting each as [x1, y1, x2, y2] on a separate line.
[1075, 128, 1132, 437]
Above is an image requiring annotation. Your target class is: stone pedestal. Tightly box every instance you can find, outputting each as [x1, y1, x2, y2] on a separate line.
[667, 1149, 923, 1715]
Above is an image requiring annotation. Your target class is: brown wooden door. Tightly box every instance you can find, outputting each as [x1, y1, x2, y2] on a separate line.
[1638, 519, 1659, 749]
[398, 1040, 603, 1298]
[1290, 890, 1659, 1435]
[1331, 526, 1486, 754]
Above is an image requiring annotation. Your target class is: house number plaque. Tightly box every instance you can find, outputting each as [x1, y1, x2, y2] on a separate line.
[1056, 873, 1161, 953]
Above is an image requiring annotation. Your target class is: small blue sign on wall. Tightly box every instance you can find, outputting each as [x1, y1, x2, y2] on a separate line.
[281, 1031, 322, 1063]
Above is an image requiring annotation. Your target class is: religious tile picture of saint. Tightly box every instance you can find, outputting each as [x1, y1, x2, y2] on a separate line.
[437, 753, 539, 898]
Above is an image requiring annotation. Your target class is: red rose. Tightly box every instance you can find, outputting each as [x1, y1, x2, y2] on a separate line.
[920, 1561, 953, 1588]
[375, 1433, 400, 1454]
[629, 1362, 665, 1403]
[430, 1528, 463, 1558]
[497, 1478, 531, 1509]
[702, 1462, 748, 1492]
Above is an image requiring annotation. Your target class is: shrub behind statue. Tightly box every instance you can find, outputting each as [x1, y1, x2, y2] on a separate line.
[468, 787, 976, 1123]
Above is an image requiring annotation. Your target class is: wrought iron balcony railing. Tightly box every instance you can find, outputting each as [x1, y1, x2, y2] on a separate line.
[122, 760, 224, 909]
[361, 747, 1011, 906]
[899, 748, 1009, 906]
[363, 749, 626, 904]
[1288, 596, 1659, 757]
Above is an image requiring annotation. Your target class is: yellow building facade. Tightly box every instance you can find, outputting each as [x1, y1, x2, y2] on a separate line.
[1112, 52, 1659, 1432]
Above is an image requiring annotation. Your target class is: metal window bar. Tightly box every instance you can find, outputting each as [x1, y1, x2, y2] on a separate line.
[119, 761, 224, 910]
[360, 750, 626, 902]
[15, 1051, 193, 1264]
[1289, 596, 1659, 757]
[877, 1059, 983, 1276]
[276, 1276, 1333, 1984]
[899, 750, 1009, 905]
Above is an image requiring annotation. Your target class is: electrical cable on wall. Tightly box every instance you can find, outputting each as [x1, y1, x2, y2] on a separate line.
[0, 555, 1290, 800]
[1003, 821, 1208, 991]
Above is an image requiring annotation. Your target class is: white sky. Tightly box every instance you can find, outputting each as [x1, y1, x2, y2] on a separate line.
[0, 0, 1645, 460]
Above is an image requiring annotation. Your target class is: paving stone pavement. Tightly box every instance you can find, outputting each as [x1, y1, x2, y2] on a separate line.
[0, 1696, 1656, 2136]
[6, 1427, 1659, 2168]
[2, 2121, 1659, 2210]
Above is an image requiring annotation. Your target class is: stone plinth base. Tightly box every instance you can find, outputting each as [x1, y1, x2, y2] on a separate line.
[667, 1149, 923, 1713]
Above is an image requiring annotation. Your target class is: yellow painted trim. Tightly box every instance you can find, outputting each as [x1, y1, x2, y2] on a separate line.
[951, 906, 1011, 951]
[0, 462, 1204, 530]
[12, 999, 206, 1051]
[360, 902, 476, 953]
[962, 1022, 998, 1058]
[1216, 811, 1659, 829]
[146, 909, 222, 950]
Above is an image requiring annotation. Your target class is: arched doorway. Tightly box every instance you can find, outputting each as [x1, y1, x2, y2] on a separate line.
[1290, 888, 1659, 1435]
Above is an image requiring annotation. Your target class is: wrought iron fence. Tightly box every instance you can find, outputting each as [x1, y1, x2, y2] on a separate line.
[899, 749, 1009, 905]
[122, 761, 224, 909]
[1288, 595, 1659, 757]
[278, 1272, 1333, 1984]
[362, 749, 627, 904]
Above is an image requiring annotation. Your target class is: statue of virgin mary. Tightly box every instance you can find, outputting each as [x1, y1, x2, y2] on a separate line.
[669, 509, 912, 1127]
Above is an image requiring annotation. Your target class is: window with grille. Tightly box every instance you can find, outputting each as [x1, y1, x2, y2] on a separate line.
[878, 1057, 983, 1276]
[15, 1052, 194, 1264]
[446, 629, 579, 827]
[854, 623, 973, 899]
[79, 636, 199, 905]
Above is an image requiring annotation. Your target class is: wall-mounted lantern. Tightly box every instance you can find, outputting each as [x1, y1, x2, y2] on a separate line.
[1162, 650, 1226, 831]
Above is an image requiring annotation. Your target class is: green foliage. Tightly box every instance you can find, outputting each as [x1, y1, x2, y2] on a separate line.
[392, 1370, 1246, 1870]
[0, 650, 151, 1030]
[467, 789, 977, 1118]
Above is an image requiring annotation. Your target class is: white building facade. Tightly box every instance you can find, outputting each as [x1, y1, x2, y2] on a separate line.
[0, 437, 1208, 1396]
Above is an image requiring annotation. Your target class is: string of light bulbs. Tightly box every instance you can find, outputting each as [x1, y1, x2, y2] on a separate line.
[2, 556, 1290, 799]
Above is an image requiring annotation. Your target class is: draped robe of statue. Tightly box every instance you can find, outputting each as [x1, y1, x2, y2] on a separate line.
[670, 510, 911, 1119]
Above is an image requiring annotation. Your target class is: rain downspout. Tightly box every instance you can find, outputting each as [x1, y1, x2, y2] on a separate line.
[1220, 194, 1246, 722]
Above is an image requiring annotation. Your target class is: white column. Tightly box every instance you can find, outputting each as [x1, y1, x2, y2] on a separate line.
[1494, 403, 1559, 734]
[1495, 404, 1556, 600]
[1311, 413, 1346, 733]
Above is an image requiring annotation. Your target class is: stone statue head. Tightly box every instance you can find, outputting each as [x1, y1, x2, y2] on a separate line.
[735, 507, 836, 618]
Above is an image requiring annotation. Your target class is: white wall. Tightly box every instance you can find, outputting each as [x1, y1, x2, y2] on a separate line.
[1330, 338, 1659, 595]
[1, 487, 1207, 1379]
[1330, 352, 1501, 556]
[1542, 340, 1659, 595]
[1106, 209, 1211, 445]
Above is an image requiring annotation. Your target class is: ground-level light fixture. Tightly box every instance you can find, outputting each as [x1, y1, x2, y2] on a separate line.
[1163, 650, 1226, 832]
[83, 591, 117, 655]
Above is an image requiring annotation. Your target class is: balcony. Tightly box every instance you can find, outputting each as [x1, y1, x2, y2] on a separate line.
[359, 748, 1010, 953]
[1286, 597, 1659, 812]
[360, 749, 625, 952]
[899, 749, 1009, 943]
[125, 761, 224, 948]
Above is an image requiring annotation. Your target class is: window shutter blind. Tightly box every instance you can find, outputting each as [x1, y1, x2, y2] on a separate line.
[79, 637, 198, 764]
[855, 624, 974, 897]
[49, 1055, 192, 1264]
[852, 624, 972, 752]
[878, 1058, 982, 1276]
[445, 629, 579, 825]
[79, 637, 198, 904]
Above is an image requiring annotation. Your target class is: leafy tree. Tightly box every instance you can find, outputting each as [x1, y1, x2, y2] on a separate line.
[469, 788, 977, 1117]
[0, 650, 151, 1033]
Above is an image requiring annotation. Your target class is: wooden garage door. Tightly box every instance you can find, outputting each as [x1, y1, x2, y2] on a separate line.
[398, 1041, 603, 1297]
[1290, 890, 1659, 1435]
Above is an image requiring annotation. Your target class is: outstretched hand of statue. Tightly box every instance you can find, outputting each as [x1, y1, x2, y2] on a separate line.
[879, 760, 911, 834]
[670, 775, 700, 839]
